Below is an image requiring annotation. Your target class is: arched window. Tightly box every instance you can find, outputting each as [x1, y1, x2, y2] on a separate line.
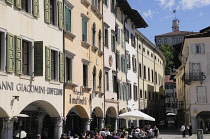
[93, 66, 96, 90]
[92, 23, 96, 46]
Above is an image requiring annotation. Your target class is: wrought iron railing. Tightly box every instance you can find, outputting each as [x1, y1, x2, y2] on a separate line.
[184, 72, 206, 81]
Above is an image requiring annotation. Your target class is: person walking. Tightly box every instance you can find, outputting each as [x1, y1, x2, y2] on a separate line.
[188, 123, 192, 136]
[181, 124, 186, 138]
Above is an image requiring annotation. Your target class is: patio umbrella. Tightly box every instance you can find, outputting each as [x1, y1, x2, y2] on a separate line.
[166, 113, 176, 116]
[14, 130, 27, 138]
[119, 110, 155, 121]
[14, 114, 30, 118]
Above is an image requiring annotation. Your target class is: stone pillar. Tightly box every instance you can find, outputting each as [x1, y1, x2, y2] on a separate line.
[84, 119, 92, 131]
[126, 119, 128, 129]
[38, 113, 46, 134]
[1, 118, 15, 139]
[115, 118, 118, 131]
[54, 118, 63, 139]
[99, 117, 105, 130]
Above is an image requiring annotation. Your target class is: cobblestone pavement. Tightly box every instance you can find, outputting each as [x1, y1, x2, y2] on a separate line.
[157, 128, 210, 139]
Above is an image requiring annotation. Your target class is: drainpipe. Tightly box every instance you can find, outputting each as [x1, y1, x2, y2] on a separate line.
[62, 0, 65, 133]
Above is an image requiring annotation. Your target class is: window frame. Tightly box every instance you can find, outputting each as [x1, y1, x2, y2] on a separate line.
[65, 51, 74, 83]
[105, 71, 109, 91]
[64, 4, 73, 32]
[0, 30, 6, 72]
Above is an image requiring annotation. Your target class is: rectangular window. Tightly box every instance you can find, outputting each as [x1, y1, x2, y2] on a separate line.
[197, 86, 207, 103]
[0, 32, 5, 71]
[179, 37, 182, 42]
[66, 57, 72, 82]
[111, 0, 115, 13]
[51, 50, 58, 80]
[195, 44, 205, 54]
[139, 63, 142, 77]
[172, 38, 175, 42]
[132, 56, 136, 72]
[50, 0, 55, 25]
[158, 39, 161, 43]
[127, 53, 131, 69]
[144, 66, 146, 79]
[22, 40, 30, 75]
[105, 71, 109, 90]
[104, 28, 108, 47]
[140, 90, 142, 98]
[128, 83, 132, 99]
[148, 68, 150, 81]
[65, 6, 71, 32]
[152, 70, 154, 82]
[83, 64, 88, 87]
[145, 91, 147, 99]
[82, 19, 88, 42]
[103, 0, 108, 6]
[155, 71, 157, 84]
[164, 38, 167, 43]
[126, 29, 129, 43]
[113, 74, 117, 92]
[111, 34, 115, 52]
[22, 0, 29, 12]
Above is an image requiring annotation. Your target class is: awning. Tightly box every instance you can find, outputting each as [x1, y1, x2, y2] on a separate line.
[166, 113, 176, 116]
[119, 110, 155, 121]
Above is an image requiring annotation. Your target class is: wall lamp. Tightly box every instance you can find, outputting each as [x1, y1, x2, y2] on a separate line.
[13, 96, 19, 101]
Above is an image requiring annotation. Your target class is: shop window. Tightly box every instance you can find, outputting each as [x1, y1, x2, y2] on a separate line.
[104, 27, 108, 47]
[83, 64, 88, 87]
[105, 71, 109, 90]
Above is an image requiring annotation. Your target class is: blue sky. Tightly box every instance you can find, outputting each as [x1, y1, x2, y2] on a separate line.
[127, 0, 210, 44]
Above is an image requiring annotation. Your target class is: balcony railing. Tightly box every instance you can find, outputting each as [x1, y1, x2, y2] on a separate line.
[183, 72, 206, 84]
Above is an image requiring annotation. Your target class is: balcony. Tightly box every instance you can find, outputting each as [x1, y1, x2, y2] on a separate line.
[183, 72, 206, 84]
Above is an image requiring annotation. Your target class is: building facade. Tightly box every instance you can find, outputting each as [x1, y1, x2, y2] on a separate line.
[177, 30, 210, 133]
[0, 0, 64, 138]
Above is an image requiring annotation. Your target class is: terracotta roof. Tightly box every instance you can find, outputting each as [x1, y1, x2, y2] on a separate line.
[165, 75, 175, 83]
[155, 31, 197, 37]
[185, 31, 210, 38]
[200, 26, 210, 33]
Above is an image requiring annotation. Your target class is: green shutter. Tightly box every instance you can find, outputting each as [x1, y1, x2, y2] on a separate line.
[6, 0, 14, 5]
[7, 33, 14, 73]
[15, 36, 22, 75]
[45, 46, 51, 80]
[44, 0, 50, 23]
[15, 0, 21, 9]
[34, 41, 43, 76]
[58, 1, 63, 29]
[65, 7, 71, 32]
[82, 19, 87, 42]
[33, 0, 39, 18]
[59, 52, 64, 82]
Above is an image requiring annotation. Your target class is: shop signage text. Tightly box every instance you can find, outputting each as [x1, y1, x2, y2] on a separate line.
[0, 81, 62, 95]
[69, 87, 87, 105]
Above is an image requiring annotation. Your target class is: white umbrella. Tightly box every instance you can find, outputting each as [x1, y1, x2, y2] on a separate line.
[15, 114, 29, 117]
[119, 110, 155, 121]
[166, 113, 176, 116]
[14, 130, 27, 138]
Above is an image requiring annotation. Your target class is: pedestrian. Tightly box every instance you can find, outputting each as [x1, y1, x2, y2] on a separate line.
[180, 124, 186, 138]
[36, 134, 41, 139]
[60, 133, 67, 139]
[188, 123, 192, 136]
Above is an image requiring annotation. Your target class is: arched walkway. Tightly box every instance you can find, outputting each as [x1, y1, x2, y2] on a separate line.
[105, 106, 117, 131]
[91, 107, 104, 130]
[0, 107, 9, 118]
[196, 111, 210, 133]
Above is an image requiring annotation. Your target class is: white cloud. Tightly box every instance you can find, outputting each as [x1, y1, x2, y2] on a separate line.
[155, 0, 175, 9]
[199, 12, 204, 16]
[143, 10, 155, 18]
[179, 0, 210, 9]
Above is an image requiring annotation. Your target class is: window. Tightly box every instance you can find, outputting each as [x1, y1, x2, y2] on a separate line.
[92, 23, 96, 46]
[113, 74, 117, 92]
[104, 28, 108, 47]
[51, 50, 58, 80]
[66, 57, 72, 82]
[99, 70, 102, 92]
[83, 64, 88, 87]
[50, 0, 55, 25]
[128, 83, 132, 99]
[65, 6, 71, 32]
[144, 66, 146, 79]
[22, 0, 29, 12]
[82, 19, 88, 42]
[158, 39, 161, 43]
[197, 86, 207, 103]
[194, 44, 205, 54]
[98, 30, 102, 51]
[179, 37, 182, 42]
[125, 29, 129, 43]
[103, 0, 108, 6]
[147, 50, 149, 55]
[105, 71, 109, 90]
[139, 45, 141, 50]
[143, 47, 145, 52]
[133, 85, 137, 101]
[127, 53, 131, 69]
[164, 38, 167, 43]
[172, 38, 175, 42]
[148, 68, 150, 81]
[149, 91, 151, 100]
[111, 34, 115, 52]
[22, 40, 31, 75]
[93, 66, 96, 90]
[138, 63, 142, 78]
[151, 70, 154, 82]
[92, 0, 100, 10]
[140, 90, 142, 98]
[155, 71, 157, 84]
[145, 91, 147, 99]
[131, 34, 135, 47]
[111, 0, 115, 13]
[0, 32, 5, 71]
[115, 26, 120, 44]
[132, 56, 136, 72]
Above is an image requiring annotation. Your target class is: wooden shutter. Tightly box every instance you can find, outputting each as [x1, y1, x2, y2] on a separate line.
[45, 46, 51, 80]
[34, 41, 43, 76]
[15, 0, 21, 9]
[33, 0, 39, 18]
[59, 51, 64, 82]
[82, 19, 87, 42]
[58, 1, 63, 29]
[65, 6, 71, 32]
[6, 0, 14, 5]
[125, 57, 127, 73]
[7, 33, 14, 73]
[15, 36, 22, 75]
[44, 0, 50, 23]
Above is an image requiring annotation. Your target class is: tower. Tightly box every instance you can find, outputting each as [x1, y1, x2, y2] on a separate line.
[172, 18, 179, 32]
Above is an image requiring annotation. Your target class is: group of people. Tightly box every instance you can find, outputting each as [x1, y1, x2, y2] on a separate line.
[180, 123, 192, 138]
[60, 125, 160, 139]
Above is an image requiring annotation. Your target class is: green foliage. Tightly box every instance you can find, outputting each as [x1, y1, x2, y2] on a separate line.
[160, 45, 174, 75]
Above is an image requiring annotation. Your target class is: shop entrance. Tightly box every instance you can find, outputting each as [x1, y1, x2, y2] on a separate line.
[65, 105, 89, 136]
[13, 100, 60, 139]
[90, 107, 103, 131]
[197, 111, 210, 133]
[105, 107, 117, 131]
[0, 107, 9, 139]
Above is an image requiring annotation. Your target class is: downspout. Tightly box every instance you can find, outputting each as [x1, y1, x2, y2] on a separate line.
[141, 39, 145, 112]
[62, 0, 65, 133]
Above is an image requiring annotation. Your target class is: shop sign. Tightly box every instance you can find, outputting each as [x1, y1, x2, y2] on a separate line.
[69, 87, 87, 105]
[0, 81, 62, 96]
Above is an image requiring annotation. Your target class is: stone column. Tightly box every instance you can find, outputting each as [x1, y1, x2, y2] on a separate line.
[84, 119, 92, 131]
[38, 113, 46, 134]
[126, 119, 128, 129]
[1, 118, 15, 139]
[115, 118, 118, 131]
[98, 117, 105, 130]
[54, 117, 63, 139]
